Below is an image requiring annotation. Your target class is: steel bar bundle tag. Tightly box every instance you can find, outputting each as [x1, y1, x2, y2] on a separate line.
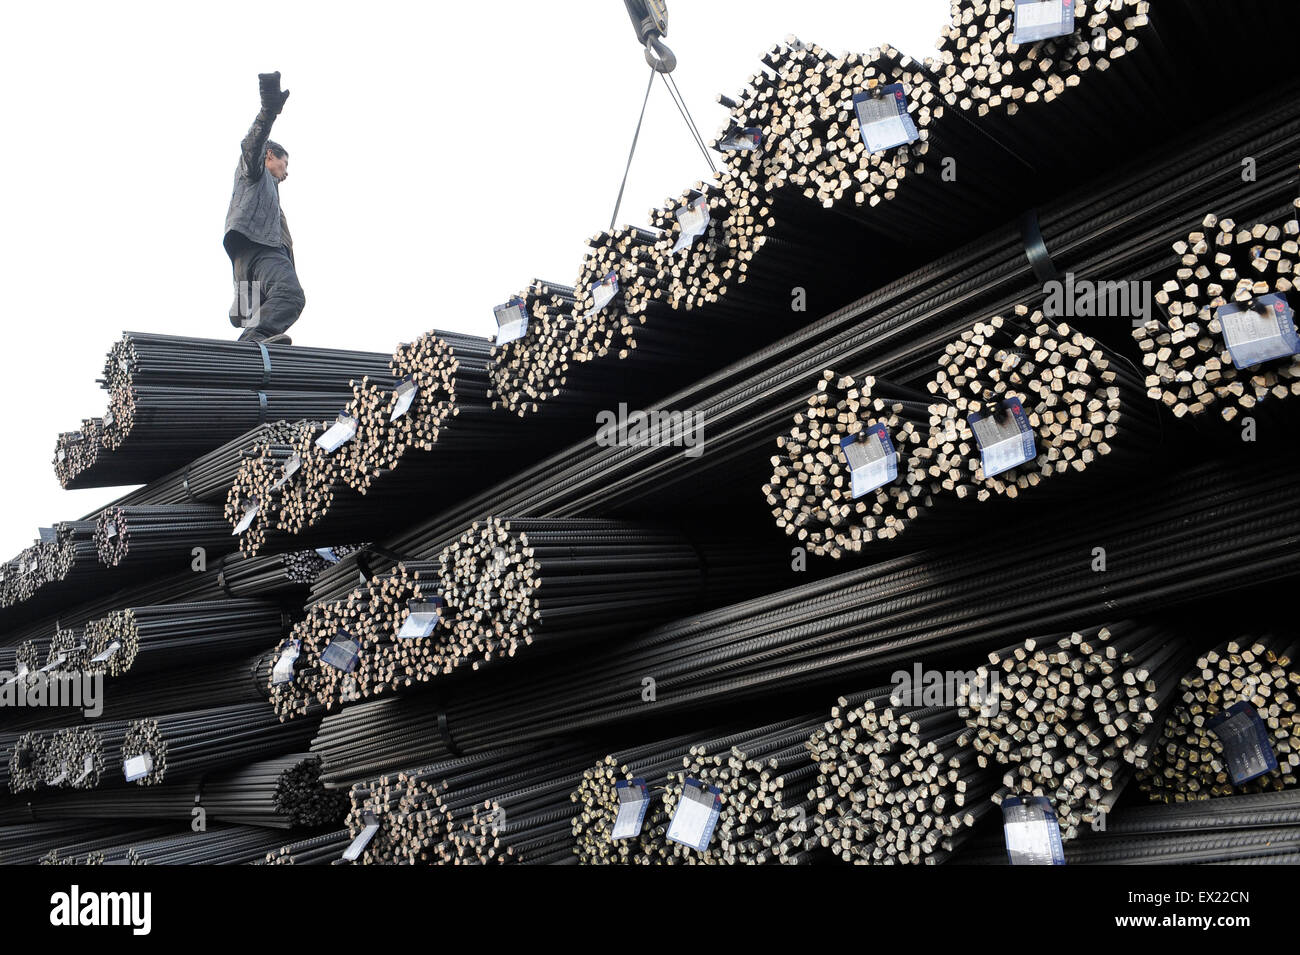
[272, 640, 301, 686]
[588, 271, 620, 314]
[1002, 796, 1065, 865]
[672, 196, 711, 253]
[316, 413, 360, 454]
[232, 498, 260, 535]
[611, 778, 651, 840]
[89, 640, 121, 664]
[1216, 295, 1300, 370]
[123, 753, 154, 783]
[494, 297, 529, 346]
[341, 813, 380, 862]
[852, 83, 918, 154]
[718, 126, 761, 151]
[1207, 702, 1279, 785]
[968, 397, 1036, 479]
[321, 630, 361, 673]
[839, 425, 898, 498]
[666, 777, 722, 851]
[389, 376, 419, 421]
[1011, 0, 1075, 45]
[314, 547, 340, 563]
[395, 598, 445, 639]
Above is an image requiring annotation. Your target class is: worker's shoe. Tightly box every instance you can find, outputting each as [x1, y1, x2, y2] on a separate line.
[262, 333, 293, 346]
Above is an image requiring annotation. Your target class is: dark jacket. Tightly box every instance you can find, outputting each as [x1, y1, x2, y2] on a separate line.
[223, 107, 293, 261]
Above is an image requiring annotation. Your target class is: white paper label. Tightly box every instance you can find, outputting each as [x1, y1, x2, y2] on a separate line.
[89, 641, 121, 664]
[494, 299, 529, 346]
[124, 753, 154, 782]
[314, 547, 340, 563]
[396, 601, 444, 639]
[672, 197, 711, 253]
[1218, 298, 1300, 369]
[854, 89, 916, 153]
[74, 754, 95, 784]
[272, 641, 300, 685]
[342, 821, 381, 862]
[666, 780, 720, 851]
[316, 414, 359, 453]
[970, 400, 1036, 479]
[233, 501, 260, 535]
[390, 378, 419, 421]
[611, 780, 650, 840]
[842, 430, 897, 498]
[105, 522, 118, 540]
[321, 634, 360, 673]
[1012, 0, 1073, 43]
[589, 272, 619, 313]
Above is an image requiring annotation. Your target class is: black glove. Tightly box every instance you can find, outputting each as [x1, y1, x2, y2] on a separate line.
[258, 72, 290, 114]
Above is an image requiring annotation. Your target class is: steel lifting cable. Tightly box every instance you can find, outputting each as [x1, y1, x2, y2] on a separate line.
[609, 63, 657, 230]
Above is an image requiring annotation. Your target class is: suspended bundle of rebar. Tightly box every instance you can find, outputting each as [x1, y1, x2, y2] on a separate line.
[0, 752, 345, 829]
[311, 452, 1300, 787]
[79, 600, 288, 681]
[389, 330, 493, 453]
[807, 686, 1001, 864]
[93, 504, 234, 569]
[121, 702, 321, 787]
[485, 280, 581, 418]
[1137, 634, 1300, 803]
[765, 371, 961, 555]
[926, 308, 1157, 501]
[955, 621, 1196, 840]
[954, 789, 1300, 865]
[377, 82, 1300, 570]
[1139, 212, 1300, 423]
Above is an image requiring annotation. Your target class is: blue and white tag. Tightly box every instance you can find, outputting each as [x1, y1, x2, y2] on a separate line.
[342, 813, 381, 862]
[1216, 295, 1300, 370]
[672, 197, 711, 253]
[271, 453, 301, 491]
[316, 413, 360, 454]
[969, 397, 1037, 479]
[1208, 702, 1279, 785]
[123, 753, 154, 783]
[271, 640, 301, 686]
[666, 778, 722, 852]
[1002, 796, 1065, 865]
[390, 376, 420, 421]
[105, 521, 118, 540]
[314, 547, 340, 563]
[611, 778, 651, 841]
[396, 598, 445, 639]
[1012, 0, 1075, 45]
[321, 631, 361, 673]
[718, 127, 762, 152]
[89, 641, 121, 665]
[494, 297, 529, 346]
[853, 84, 919, 153]
[589, 271, 620, 314]
[840, 424, 899, 498]
[233, 498, 260, 535]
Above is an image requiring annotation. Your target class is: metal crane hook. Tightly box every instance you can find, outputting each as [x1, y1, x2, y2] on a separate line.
[644, 36, 676, 73]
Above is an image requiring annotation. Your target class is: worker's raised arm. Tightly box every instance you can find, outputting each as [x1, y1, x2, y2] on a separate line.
[237, 72, 291, 180]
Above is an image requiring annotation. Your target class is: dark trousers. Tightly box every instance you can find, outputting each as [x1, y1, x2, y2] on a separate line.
[228, 239, 306, 340]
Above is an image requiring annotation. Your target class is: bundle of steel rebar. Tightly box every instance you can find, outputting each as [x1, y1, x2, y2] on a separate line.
[766, 372, 962, 554]
[0, 821, 167, 865]
[93, 504, 234, 570]
[260, 827, 352, 865]
[86, 824, 299, 865]
[12, 721, 133, 793]
[121, 702, 321, 787]
[572, 714, 835, 865]
[1136, 634, 1300, 802]
[1139, 211, 1300, 422]
[389, 330, 493, 452]
[310, 453, 1300, 787]
[341, 739, 603, 865]
[955, 621, 1197, 840]
[486, 280, 581, 418]
[809, 686, 1001, 864]
[373, 82, 1300, 569]
[79, 599, 289, 680]
[927, 308, 1158, 501]
[215, 544, 366, 599]
[954, 789, 1300, 865]
[0, 752, 345, 830]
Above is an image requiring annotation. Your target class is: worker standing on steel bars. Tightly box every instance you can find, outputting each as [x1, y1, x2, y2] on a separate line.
[224, 71, 304, 345]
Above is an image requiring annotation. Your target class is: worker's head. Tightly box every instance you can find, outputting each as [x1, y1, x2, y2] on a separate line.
[265, 141, 289, 182]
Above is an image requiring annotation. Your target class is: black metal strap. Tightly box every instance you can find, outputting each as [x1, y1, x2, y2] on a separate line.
[257, 391, 268, 424]
[437, 708, 463, 757]
[1021, 210, 1060, 284]
[182, 465, 196, 502]
[356, 545, 420, 581]
[257, 341, 272, 389]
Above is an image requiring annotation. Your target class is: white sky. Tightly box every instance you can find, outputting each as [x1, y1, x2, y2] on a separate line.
[0, 0, 945, 560]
